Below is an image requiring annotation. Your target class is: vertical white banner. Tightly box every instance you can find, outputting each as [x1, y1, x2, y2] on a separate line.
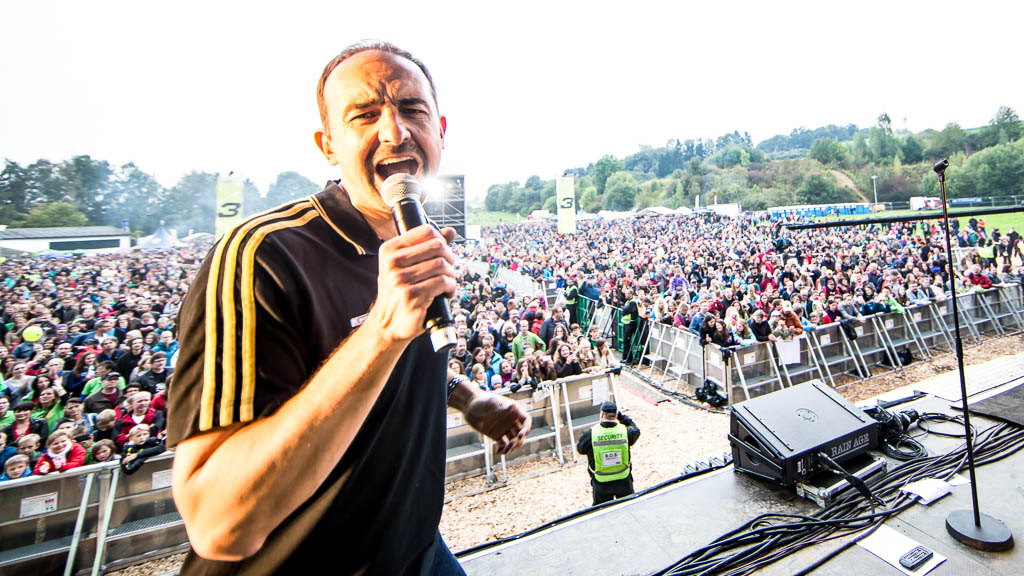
[557, 176, 576, 234]
[216, 174, 244, 240]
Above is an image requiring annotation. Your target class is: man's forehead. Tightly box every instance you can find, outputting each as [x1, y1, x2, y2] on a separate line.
[325, 50, 435, 115]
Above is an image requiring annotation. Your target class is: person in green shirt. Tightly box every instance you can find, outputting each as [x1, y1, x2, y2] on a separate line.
[79, 361, 126, 398]
[511, 320, 545, 363]
[30, 386, 66, 433]
[0, 396, 14, 429]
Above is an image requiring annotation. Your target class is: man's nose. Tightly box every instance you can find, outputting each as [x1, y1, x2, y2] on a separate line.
[378, 107, 410, 145]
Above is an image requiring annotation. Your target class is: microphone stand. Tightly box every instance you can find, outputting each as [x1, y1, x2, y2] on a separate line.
[934, 159, 1014, 551]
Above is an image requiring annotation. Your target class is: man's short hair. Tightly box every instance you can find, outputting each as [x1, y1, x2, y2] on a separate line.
[151, 352, 167, 361]
[13, 401, 34, 412]
[66, 396, 83, 405]
[316, 40, 438, 132]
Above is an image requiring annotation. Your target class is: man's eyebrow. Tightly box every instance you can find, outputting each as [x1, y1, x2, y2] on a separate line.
[342, 96, 431, 118]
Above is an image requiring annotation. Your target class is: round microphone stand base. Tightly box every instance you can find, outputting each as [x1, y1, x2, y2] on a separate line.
[946, 509, 1014, 552]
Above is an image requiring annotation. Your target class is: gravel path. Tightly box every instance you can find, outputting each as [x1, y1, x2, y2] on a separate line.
[110, 332, 1024, 574]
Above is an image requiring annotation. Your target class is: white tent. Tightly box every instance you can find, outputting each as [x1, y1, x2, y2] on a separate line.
[136, 226, 183, 249]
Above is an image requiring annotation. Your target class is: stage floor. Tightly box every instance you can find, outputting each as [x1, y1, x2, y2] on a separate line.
[460, 358, 1024, 575]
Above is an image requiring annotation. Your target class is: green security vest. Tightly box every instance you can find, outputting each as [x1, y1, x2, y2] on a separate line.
[565, 285, 578, 306]
[590, 423, 631, 482]
[621, 299, 637, 324]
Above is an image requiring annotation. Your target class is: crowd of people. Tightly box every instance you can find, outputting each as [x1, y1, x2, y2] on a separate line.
[456, 212, 1024, 355]
[3, 210, 1023, 482]
[0, 246, 207, 481]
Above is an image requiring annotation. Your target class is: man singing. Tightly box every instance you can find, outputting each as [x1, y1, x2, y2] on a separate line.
[169, 41, 531, 575]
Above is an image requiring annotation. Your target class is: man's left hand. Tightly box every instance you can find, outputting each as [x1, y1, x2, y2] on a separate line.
[462, 392, 532, 455]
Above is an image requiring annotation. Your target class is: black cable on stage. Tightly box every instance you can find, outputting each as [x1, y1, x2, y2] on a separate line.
[653, 420, 1024, 576]
[918, 412, 973, 438]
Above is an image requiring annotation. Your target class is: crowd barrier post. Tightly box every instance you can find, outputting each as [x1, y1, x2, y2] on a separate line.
[808, 322, 865, 386]
[774, 334, 826, 388]
[576, 296, 595, 332]
[90, 468, 119, 576]
[665, 329, 697, 392]
[724, 341, 784, 403]
[877, 310, 928, 368]
[904, 303, 945, 359]
[63, 472, 95, 576]
[986, 285, 1024, 333]
[939, 294, 983, 345]
[922, 300, 957, 352]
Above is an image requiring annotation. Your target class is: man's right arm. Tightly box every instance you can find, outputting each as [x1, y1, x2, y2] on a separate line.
[171, 225, 457, 561]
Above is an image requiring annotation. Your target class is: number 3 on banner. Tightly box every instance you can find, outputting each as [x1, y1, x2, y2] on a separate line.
[218, 202, 241, 218]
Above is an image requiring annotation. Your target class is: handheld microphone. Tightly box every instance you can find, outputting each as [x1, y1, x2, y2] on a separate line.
[382, 173, 458, 353]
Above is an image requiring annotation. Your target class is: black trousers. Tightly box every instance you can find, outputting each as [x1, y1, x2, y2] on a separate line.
[621, 322, 636, 363]
[591, 476, 635, 506]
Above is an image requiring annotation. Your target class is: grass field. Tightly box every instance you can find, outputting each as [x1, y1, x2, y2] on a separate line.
[817, 208, 1024, 234]
[467, 211, 522, 226]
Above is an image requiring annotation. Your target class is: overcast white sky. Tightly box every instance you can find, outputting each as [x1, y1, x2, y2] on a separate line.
[2, 1, 1021, 201]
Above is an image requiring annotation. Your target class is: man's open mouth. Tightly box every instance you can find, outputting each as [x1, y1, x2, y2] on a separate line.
[375, 156, 420, 181]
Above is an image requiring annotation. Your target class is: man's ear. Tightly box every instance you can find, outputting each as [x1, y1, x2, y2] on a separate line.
[439, 116, 447, 148]
[314, 129, 337, 166]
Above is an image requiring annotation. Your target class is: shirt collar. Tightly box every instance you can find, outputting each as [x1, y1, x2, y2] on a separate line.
[310, 181, 384, 256]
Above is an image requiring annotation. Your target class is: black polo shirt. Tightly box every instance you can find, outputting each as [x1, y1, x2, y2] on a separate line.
[168, 182, 448, 575]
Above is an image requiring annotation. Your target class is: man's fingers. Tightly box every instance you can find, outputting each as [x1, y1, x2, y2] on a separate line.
[440, 227, 456, 244]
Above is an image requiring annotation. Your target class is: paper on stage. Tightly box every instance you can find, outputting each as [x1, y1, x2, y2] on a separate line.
[900, 478, 951, 505]
[858, 525, 946, 575]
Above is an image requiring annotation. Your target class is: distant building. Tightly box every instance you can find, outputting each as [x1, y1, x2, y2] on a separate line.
[0, 226, 132, 254]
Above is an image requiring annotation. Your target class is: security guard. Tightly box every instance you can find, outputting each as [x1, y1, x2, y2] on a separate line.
[577, 402, 640, 506]
[563, 274, 579, 326]
[619, 287, 639, 364]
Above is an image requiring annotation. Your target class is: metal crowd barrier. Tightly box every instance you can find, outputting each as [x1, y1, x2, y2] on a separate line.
[444, 369, 621, 482]
[492, 268, 544, 301]
[542, 278, 559, 308]
[463, 260, 491, 279]
[0, 452, 184, 576]
[628, 285, 1024, 404]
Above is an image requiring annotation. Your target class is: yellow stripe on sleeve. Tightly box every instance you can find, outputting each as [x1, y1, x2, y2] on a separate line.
[239, 209, 320, 423]
[218, 202, 313, 427]
[199, 199, 310, 431]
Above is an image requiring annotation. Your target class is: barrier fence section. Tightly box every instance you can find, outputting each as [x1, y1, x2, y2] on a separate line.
[628, 284, 1024, 405]
[0, 452, 184, 576]
[3, 370, 623, 574]
[492, 268, 544, 302]
[444, 369, 622, 482]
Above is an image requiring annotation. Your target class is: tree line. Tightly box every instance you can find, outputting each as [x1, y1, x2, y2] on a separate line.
[484, 106, 1024, 215]
[0, 159, 321, 235]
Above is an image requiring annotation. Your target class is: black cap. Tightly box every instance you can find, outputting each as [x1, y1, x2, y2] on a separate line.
[601, 402, 617, 414]
[104, 372, 122, 381]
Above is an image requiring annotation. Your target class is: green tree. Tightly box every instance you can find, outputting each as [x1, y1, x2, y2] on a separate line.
[809, 138, 847, 165]
[162, 171, 218, 234]
[981, 106, 1023, 148]
[14, 202, 88, 228]
[602, 171, 638, 210]
[869, 113, 899, 164]
[109, 162, 165, 233]
[0, 161, 32, 223]
[901, 135, 924, 164]
[579, 186, 599, 212]
[242, 179, 267, 217]
[928, 123, 965, 159]
[60, 155, 114, 224]
[266, 171, 319, 208]
[796, 171, 855, 204]
[591, 155, 624, 194]
[852, 132, 870, 164]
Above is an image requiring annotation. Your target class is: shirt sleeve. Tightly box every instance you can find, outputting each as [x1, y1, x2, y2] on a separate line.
[167, 229, 309, 448]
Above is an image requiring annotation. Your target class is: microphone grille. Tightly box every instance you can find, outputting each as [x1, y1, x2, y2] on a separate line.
[382, 173, 421, 208]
